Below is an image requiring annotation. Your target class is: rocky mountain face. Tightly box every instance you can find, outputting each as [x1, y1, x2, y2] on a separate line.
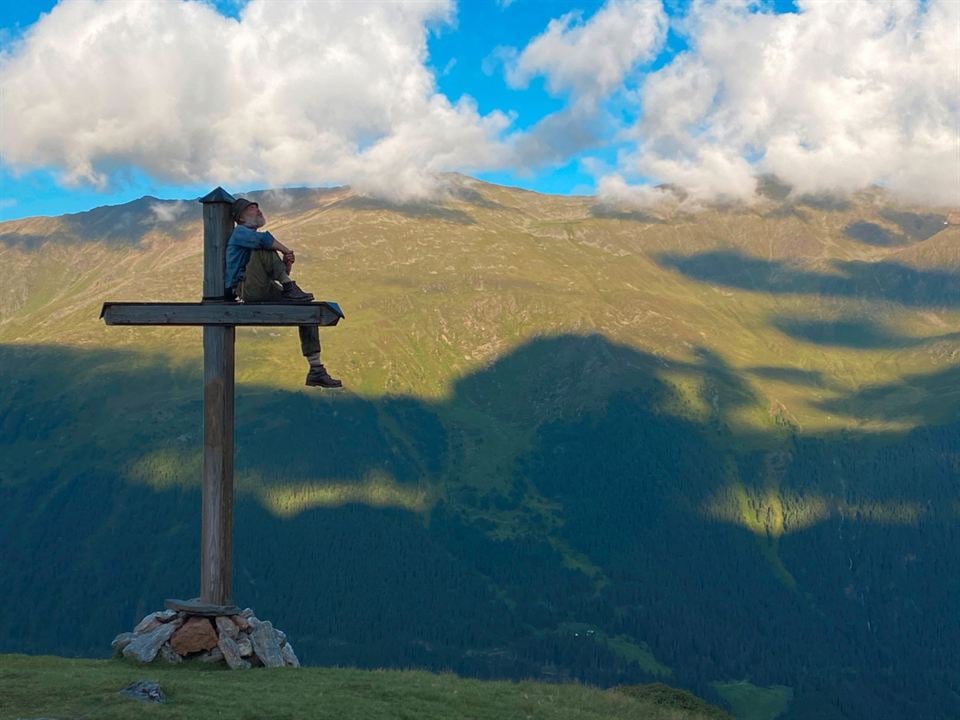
[0, 178, 957, 719]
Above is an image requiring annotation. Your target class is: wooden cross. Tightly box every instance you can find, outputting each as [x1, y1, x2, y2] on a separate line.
[100, 186, 343, 608]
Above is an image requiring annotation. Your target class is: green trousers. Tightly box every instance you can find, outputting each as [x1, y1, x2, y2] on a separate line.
[236, 250, 321, 357]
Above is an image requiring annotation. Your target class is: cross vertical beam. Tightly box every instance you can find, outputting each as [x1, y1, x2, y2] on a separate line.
[199, 187, 236, 605]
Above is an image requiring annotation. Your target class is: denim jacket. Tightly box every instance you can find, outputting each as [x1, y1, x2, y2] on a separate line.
[225, 224, 276, 290]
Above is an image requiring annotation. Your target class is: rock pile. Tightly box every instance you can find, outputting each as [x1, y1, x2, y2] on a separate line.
[112, 604, 299, 670]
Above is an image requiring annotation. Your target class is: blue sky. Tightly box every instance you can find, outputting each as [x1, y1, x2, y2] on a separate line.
[2, 0, 951, 221]
[0, 0, 622, 218]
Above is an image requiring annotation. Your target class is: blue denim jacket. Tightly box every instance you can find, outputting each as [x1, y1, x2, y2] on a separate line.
[225, 225, 276, 290]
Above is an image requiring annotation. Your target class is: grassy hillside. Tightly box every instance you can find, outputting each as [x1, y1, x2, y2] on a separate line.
[0, 654, 731, 720]
[1, 178, 958, 720]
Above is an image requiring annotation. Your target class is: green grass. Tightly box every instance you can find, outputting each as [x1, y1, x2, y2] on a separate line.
[711, 681, 793, 720]
[0, 654, 723, 720]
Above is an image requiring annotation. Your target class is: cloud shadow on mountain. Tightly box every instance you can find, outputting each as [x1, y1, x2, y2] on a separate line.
[879, 209, 948, 242]
[843, 211, 947, 247]
[588, 205, 663, 223]
[3, 335, 960, 718]
[771, 316, 960, 349]
[655, 249, 960, 307]
[844, 221, 904, 247]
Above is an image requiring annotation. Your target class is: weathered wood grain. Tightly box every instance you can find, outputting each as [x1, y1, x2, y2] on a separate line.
[201, 324, 235, 605]
[200, 187, 235, 301]
[100, 301, 343, 326]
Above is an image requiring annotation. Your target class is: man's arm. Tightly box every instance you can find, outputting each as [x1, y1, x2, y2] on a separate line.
[270, 237, 295, 269]
[232, 226, 295, 266]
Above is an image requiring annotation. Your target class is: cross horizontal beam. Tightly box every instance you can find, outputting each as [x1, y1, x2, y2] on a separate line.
[100, 301, 344, 327]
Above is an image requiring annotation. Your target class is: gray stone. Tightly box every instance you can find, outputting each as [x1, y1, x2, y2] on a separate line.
[119, 680, 165, 703]
[249, 620, 284, 668]
[133, 613, 162, 635]
[122, 622, 177, 663]
[218, 635, 251, 670]
[215, 615, 239, 640]
[237, 635, 253, 657]
[111, 632, 135, 657]
[133, 609, 178, 633]
[164, 598, 241, 617]
[280, 641, 300, 668]
[241, 607, 255, 618]
[198, 646, 224, 663]
[274, 628, 287, 647]
[158, 643, 182, 665]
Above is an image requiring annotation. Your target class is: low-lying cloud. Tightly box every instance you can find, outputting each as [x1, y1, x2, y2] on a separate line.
[0, 0, 509, 202]
[149, 200, 191, 223]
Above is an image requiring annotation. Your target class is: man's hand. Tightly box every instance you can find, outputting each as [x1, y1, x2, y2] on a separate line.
[282, 249, 295, 272]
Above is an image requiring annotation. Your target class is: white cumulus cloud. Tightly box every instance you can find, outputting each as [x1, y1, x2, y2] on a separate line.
[601, 0, 960, 208]
[0, 0, 511, 202]
[505, 0, 668, 167]
[507, 0, 668, 98]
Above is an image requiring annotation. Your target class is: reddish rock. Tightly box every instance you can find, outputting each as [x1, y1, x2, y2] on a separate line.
[231, 614, 250, 631]
[170, 617, 218, 655]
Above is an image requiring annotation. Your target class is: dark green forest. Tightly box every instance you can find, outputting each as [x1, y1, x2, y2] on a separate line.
[2, 335, 958, 720]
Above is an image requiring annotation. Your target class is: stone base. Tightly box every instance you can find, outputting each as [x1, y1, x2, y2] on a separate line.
[112, 605, 299, 670]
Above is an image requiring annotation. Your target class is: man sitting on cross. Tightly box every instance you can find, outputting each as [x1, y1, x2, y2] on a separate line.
[225, 197, 342, 389]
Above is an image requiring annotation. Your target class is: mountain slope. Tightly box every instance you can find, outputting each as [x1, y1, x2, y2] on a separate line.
[1, 178, 957, 720]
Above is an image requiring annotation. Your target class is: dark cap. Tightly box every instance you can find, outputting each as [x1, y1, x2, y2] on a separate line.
[231, 198, 258, 223]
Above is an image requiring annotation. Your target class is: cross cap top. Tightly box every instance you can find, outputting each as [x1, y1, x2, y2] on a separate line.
[199, 187, 237, 205]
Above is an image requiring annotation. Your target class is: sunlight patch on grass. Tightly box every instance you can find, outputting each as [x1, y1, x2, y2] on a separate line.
[259, 471, 432, 517]
[126, 448, 201, 490]
[702, 483, 925, 536]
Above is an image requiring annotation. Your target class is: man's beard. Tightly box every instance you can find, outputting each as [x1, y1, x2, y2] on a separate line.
[244, 216, 266, 229]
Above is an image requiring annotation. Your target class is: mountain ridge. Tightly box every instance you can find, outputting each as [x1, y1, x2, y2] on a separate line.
[1, 176, 958, 719]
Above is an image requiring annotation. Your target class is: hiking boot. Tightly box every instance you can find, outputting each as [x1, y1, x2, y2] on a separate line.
[305, 364, 343, 389]
[280, 281, 314, 303]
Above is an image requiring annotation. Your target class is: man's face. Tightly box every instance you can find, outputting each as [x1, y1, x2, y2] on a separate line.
[240, 203, 265, 228]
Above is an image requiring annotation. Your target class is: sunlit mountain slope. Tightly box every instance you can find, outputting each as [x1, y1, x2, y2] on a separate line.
[1, 177, 957, 720]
